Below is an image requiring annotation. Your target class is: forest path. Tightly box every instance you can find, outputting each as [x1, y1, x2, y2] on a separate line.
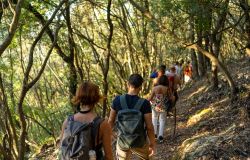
[149, 58, 250, 159]
[151, 81, 202, 159]
[37, 59, 250, 160]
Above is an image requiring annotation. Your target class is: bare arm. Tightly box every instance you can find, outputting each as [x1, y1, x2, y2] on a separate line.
[153, 78, 158, 86]
[148, 88, 155, 101]
[144, 113, 156, 156]
[100, 120, 113, 160]
[175, 75, 182, 89]
[59, 119, 68, 144]
[108, 108, 117, 128]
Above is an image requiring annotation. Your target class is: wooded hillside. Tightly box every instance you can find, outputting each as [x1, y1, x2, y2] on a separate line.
[0, 0, 249, 159]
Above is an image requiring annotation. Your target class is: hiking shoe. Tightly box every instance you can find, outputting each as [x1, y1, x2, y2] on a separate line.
[155, 134, 158, 139]
[167, 112, 174, 117]
[158, 136, 164, 143]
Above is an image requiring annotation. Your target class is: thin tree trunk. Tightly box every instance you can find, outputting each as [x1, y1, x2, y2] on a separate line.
[0, 75, 17, 159]
[26, 2, 78, 111]
[17, 3, 63, 158]
[204, 36, 211, 71]
[211, 0, 229, 89]
[197, 31, 205, 77]
[65, 0, 78, 111]
[189, 44, 237, 97]
[102, 0, 113, 118]
[189, 15, 199, 79]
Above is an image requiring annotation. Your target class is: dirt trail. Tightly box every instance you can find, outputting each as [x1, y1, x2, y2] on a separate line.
[36, 59, 250, 160]
[152, 82, 201, 159]
[150, 58, 250, 160]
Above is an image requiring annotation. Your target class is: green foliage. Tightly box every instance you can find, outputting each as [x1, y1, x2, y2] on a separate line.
[0, 0, 248, 158]
[0, 59, 8, 71]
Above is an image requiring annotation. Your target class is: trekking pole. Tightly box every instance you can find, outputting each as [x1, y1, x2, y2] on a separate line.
[173, 105, 177, 138]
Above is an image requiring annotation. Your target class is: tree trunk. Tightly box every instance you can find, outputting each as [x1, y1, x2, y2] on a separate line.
[189, 44, 237, 98]
[211, 38, 220, 89]
[211, 0, 229, 89]
[204, 35, 211, 71]
[102, 0, 113, 118]
[197, 31, 205, 77]
[65, 1, 78, 111]
[239, 0, 250, 57]
[189, 16, 199, 79]
[16, 3, 62, 158]
[27, 2, 78, 111]
[0, 75, 18, 159]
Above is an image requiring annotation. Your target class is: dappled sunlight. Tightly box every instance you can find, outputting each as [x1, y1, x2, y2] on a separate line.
[187, 108, 214, 127]
[215, 97, 228, 104]
[177, 121, 187, 129]
[181, 132, 211, 151]
[177, 124, 238, 159]
[210, 97, 229, 109]
[187, 86, 207, 99]
[186, 96, 229, 127]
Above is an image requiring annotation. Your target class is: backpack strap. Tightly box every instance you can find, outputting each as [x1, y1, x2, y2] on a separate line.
[67, 115, 74, 121]
[134, 98, 145, 110]
[120, 94, 128, 109]
[91, 116, 104, 149]
[120, 94, 145, 110]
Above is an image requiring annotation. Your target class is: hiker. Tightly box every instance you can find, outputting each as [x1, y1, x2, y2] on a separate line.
[150, 64, 166, 79]
[60, 81, 113, 160]
[166, 66, 181, 114]
[179, 60, 184, 84]
[175, 60, 184, 78]
[152, 65, 166, 86]
[174, 61, 181, 76]
[184, 61, 192, 83]
[148, 75, 172, 143]
[108, 74, 156, 160]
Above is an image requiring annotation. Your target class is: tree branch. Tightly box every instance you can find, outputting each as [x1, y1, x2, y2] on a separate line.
[24, 0, 66, 85]
[0, 0, 24, 57]
[25, 3, 71, 63]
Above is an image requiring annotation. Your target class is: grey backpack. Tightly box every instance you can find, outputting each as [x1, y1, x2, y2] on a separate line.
[60, 116, 103, 160]
[116, 95, 146, 150]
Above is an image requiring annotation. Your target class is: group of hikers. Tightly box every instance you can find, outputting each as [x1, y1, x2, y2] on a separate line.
[59, 60, 193, 160]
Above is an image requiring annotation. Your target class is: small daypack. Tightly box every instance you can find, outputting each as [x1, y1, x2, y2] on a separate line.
[164, 95, 172, 111]
[60, 116, 103, 160]
[116, 95, 146, 150]
[168, 74, 175, 92]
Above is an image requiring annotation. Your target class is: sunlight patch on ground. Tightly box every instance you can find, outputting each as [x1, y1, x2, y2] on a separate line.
[189, 96, 229, 126]
[187, 108, 214, 127]
[210, 97, 229, 112]
[176, 124, 237, 159]
[177, 121, 187, 129]
[210, 97, 229, 109]
[244, 83, 250, 90]
[187, 86, 207, 99]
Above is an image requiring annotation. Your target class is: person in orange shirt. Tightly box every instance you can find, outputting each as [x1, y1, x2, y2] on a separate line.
[184, 61, 192, 82]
